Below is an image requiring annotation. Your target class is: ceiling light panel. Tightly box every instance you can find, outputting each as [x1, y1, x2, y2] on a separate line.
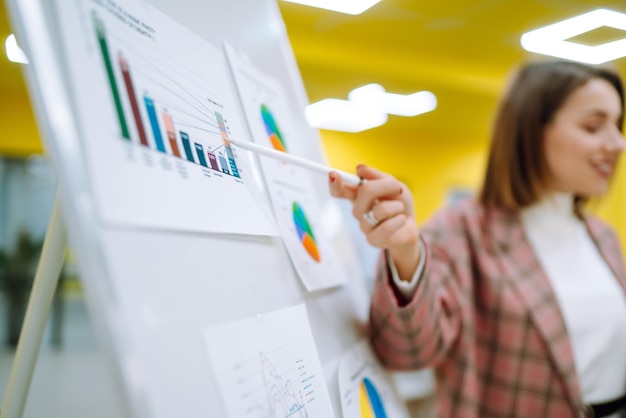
[348, 83, 438, 117]
[521, 8, 626, 64]
[5, 34, 29, 64]
[305, 99, 388, 133]
[306, 84, 437, 132]
[282, 0, 381, 15]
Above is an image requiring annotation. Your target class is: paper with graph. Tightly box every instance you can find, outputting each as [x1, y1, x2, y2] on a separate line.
[339, 341, 410, 418]
[54, 0, 276, 235]
[224, 42, 347, 290]
[203, 304, 336, 418]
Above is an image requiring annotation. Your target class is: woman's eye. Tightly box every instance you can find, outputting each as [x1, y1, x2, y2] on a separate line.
[583, 125, 600, 133]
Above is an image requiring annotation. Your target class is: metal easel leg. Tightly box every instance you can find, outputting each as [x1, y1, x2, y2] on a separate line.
[1, 197, 67, 418]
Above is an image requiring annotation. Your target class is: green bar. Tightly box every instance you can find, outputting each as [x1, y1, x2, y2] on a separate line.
[93, 12, 130, 140]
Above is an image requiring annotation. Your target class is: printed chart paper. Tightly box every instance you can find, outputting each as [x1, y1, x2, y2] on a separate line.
[203, 304, 336, 418]
[338, 341, 410, 418]
[224, 42, 347, 290]
[53, 0, 276, 235]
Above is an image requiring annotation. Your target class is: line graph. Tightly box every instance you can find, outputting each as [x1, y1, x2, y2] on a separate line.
[227, 347, 311, 418]
[203, 305, 335, 418]
[259, 350, 309, 418]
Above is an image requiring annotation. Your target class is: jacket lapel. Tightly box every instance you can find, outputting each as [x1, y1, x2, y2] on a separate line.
[486, 209, 583, 408]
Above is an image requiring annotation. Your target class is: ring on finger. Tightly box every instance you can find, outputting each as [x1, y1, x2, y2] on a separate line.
[363, 209, 381, 227]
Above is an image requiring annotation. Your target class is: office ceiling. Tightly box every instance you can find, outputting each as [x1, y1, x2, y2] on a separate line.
[1, 1, 626, 154]
[276, 0, 626, 141]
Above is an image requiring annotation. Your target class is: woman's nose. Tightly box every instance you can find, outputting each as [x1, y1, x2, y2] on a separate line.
[605, 127, 625, 154]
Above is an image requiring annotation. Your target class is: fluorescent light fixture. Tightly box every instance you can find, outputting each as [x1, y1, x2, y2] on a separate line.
[282, 0, 381, 15]
[306, 84, 436, 132]
[521, 8, 626, 64]
[5, 34, 29, 64]
[348, 83, 386, 103]
[348, 83, 438, 117]
[305, 98, 387, 132]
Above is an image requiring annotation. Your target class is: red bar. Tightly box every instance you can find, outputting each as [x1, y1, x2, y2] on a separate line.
[118, 53, 149, 147]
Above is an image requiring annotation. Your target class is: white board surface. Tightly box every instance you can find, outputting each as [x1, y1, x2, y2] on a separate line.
[6, 0, 375, 417]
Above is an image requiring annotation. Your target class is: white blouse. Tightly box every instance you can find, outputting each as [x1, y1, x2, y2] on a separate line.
[521, 192, 626, 406]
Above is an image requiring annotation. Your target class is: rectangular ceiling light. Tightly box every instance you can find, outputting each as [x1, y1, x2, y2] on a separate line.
[348, 83, 438, 117]
[282, 0, 381, 15]
[521, 8, 626, 64]
[305, 99, 387, 132]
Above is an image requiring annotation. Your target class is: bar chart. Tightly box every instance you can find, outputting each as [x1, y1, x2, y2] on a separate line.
[54, 0, 276, 235]
[93, 12, 240, 178]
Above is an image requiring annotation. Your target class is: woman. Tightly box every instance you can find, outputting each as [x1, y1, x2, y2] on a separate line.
[329, 60, 626, 417]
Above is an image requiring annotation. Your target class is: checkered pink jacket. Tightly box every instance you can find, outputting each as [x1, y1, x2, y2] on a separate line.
[370, 198, 626, 418]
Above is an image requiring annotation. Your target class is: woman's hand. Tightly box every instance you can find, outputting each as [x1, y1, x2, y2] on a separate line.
[329, 165, 421, 281]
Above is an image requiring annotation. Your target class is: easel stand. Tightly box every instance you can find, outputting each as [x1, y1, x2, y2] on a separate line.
[1, 198, 67, 418]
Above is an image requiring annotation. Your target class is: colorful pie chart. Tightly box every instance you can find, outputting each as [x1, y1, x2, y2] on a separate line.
[359, 377, 387, 418]
[292, 201, 321, 262]
[260, 103, 287, 152]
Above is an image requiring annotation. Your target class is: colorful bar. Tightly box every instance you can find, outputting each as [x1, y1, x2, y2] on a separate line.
[216, 111, 230, 143]
[162, 111, 181, 157]
[215, 112, 240, 177]
[144, 96, 166, 153]
[118, 53, 148, 147]
[207, 151, 219, 171]
[218, 155, 230, 174]
[180, 131, 194, 162]
[224, 146, 239, 177]
[195, 143, 208, 167]
[93, 12, 129, 140]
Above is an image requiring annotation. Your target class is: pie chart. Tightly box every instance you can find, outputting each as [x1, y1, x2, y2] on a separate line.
[292, 201, 320, 262]
[359, 377, 387, 418]
[260, 103, 287, 152]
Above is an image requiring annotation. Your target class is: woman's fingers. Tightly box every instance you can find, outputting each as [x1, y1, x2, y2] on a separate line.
[358, 200, 405, 231]
[328, 165, 416, 246]
[328, 171, 358, 201]
[356, 164, 387, 181]
[328, 164, 420, 252]
[352, 176, 404, 221]
[365, 213, 419, 250]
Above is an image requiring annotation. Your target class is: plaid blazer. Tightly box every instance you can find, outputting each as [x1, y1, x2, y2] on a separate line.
[370, 198, 626, 418]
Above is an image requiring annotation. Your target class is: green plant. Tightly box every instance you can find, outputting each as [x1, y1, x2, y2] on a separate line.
[0, 229, 43, 346]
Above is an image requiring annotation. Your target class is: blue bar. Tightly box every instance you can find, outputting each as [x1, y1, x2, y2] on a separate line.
[195, 143, 208, 167]
[180, 131, 194, 162]
[225, 146, 240, 177]
[144, 96, 166, 153]
[218, 156, 230, 174]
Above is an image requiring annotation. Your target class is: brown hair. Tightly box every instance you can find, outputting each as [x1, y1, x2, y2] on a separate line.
[479, 60, 624, 213]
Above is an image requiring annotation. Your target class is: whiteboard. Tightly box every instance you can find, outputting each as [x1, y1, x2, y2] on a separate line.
[6, 0, 376, 417]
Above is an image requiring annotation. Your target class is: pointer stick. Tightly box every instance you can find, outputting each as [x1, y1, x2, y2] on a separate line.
[228, 139, 363, 186]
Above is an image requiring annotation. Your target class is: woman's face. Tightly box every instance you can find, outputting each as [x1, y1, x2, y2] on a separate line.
[543, 78, 624, 197]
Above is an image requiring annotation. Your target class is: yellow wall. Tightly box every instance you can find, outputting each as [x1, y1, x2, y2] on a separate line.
[592, 161, 626, 254]
[320, 129, 626, 260]
[2, 90, 625, 260]
[0, 91, 43, 157]
[320, 129, 487, 223]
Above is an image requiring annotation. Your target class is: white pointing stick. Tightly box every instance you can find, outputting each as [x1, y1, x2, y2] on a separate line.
[228, 139, 363, 186]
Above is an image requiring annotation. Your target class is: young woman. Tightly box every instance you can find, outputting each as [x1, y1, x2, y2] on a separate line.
[329, 60, 626, 417]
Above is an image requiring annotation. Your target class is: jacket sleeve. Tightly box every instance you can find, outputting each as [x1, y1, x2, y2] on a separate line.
[369, 207, 468, 371]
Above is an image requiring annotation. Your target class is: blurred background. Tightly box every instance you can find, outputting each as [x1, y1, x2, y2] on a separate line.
[1, 0, 625, 417]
